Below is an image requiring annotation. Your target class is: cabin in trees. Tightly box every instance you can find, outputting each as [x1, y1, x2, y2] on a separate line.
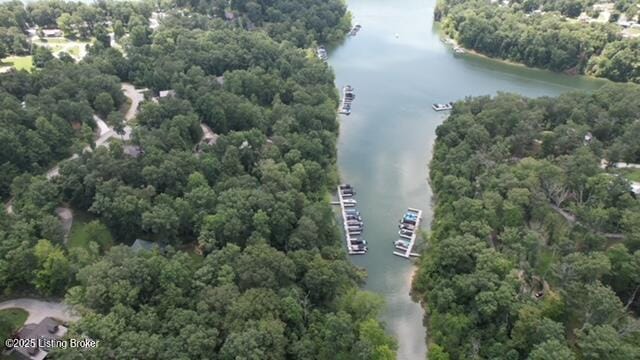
[8, 317, 68, 360]
[152, 90, 176, 103]
[159, 90, 176, 98]
[131, 239, 165, 253]
[41, 29, 63, 38]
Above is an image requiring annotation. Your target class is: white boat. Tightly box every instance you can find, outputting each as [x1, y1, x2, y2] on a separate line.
[316, 46, 328, 61]
[453, 46, 465, 54]
[432, 103, 453, 111]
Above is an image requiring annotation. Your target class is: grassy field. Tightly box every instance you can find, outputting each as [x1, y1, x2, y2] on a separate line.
[68, 46, 80, 57]
[33, 38, 89, 59]
[1, 56, 33, 72]
[615, 168, 640, 182]
[68, 210, 113, 252]
[0, 308, 28, 344]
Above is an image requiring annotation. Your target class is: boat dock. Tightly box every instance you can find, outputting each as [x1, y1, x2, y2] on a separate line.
[339, 85, 355, 115]
[393, 207, 422, 259]
[349, 23, 362, 36]
[336, 184, 367, 255]
[432, 102, 453, 111]
[316, 46, 328, 61]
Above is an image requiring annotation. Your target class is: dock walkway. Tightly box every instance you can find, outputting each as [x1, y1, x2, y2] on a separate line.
[393, 207, 422, 259]
[339, 86, 354, 115]
[336, 186, 366, 255]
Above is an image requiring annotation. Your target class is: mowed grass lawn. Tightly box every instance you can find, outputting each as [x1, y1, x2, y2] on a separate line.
[1, 56, 33, 72]
[0, 308, 28, 343]
[617, 168, 640, 182]
[68, 210, 113, 252]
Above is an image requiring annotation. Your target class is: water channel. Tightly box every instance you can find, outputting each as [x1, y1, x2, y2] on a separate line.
[328, 0, 607, 358]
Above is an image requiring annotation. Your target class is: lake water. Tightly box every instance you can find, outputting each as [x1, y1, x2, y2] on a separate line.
[328, 0, 606, 359]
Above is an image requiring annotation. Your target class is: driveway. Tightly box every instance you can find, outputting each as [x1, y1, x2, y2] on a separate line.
[0, 298, 79, 324]
[121, 82, 145, 121]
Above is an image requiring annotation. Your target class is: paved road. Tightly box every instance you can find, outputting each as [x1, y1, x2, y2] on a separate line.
[0, 298, 79, 324]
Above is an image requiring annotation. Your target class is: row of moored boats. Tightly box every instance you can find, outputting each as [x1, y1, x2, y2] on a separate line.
[432, 102, 453, 111]
[393, 209, 420, 252]
[339, 85, 355, 115]
[339, 184, 368, 254]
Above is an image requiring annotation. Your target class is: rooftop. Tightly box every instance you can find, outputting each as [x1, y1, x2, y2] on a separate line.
[11, 317, 67, 360]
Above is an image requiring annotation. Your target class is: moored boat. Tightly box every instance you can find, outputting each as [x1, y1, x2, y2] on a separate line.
[432, 102, 453, 111]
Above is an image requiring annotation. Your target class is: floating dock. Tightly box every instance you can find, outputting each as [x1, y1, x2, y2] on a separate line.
[316, 46, 328, 62]
[432, 103, 453, 111]
[349, 23, 362, 36]
[337, 185, 367, 255]
[393, 207, 422, 259]
[339, 85, 354, 115]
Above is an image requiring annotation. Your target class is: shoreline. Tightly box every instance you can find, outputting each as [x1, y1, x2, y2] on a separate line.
[439, 33, 609, 83]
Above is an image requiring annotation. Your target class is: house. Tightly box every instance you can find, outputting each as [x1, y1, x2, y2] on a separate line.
[8, 317, 68, 360]
[200, 124, 219, 145]
[130, 239, 163, 253]
[158, 90, 176, 98]
[123, 145, 143, 158]
[152, 90, 176, 103]
[41, 29, 63, 38]
[584, 132, 594, 143]
[619, 20, 633, 28]
[149, 12, 166, 31]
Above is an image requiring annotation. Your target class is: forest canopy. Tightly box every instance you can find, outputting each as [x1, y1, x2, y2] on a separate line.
[435, 0, 640, 83]
[0, 0, 397, 358]
[415, 83, 640, 359]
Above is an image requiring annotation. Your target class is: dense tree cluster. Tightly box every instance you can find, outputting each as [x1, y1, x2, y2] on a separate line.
[436, 0, 640, 83]
[168, 0, 351, 47]
[26, 0, 152, 39]
[588, 38, 640, 83]
[614, 0, 640, 18]
[437, 0, 620, 73]
[414, 84, 640, 359]
[0, 61, 125, 197]
[2, 0, 349, 58]
[1, 1, 397, 358]
[0, 0, 152, 56]
[512, 0, 596, 18]
[0, 1, 30, 57]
